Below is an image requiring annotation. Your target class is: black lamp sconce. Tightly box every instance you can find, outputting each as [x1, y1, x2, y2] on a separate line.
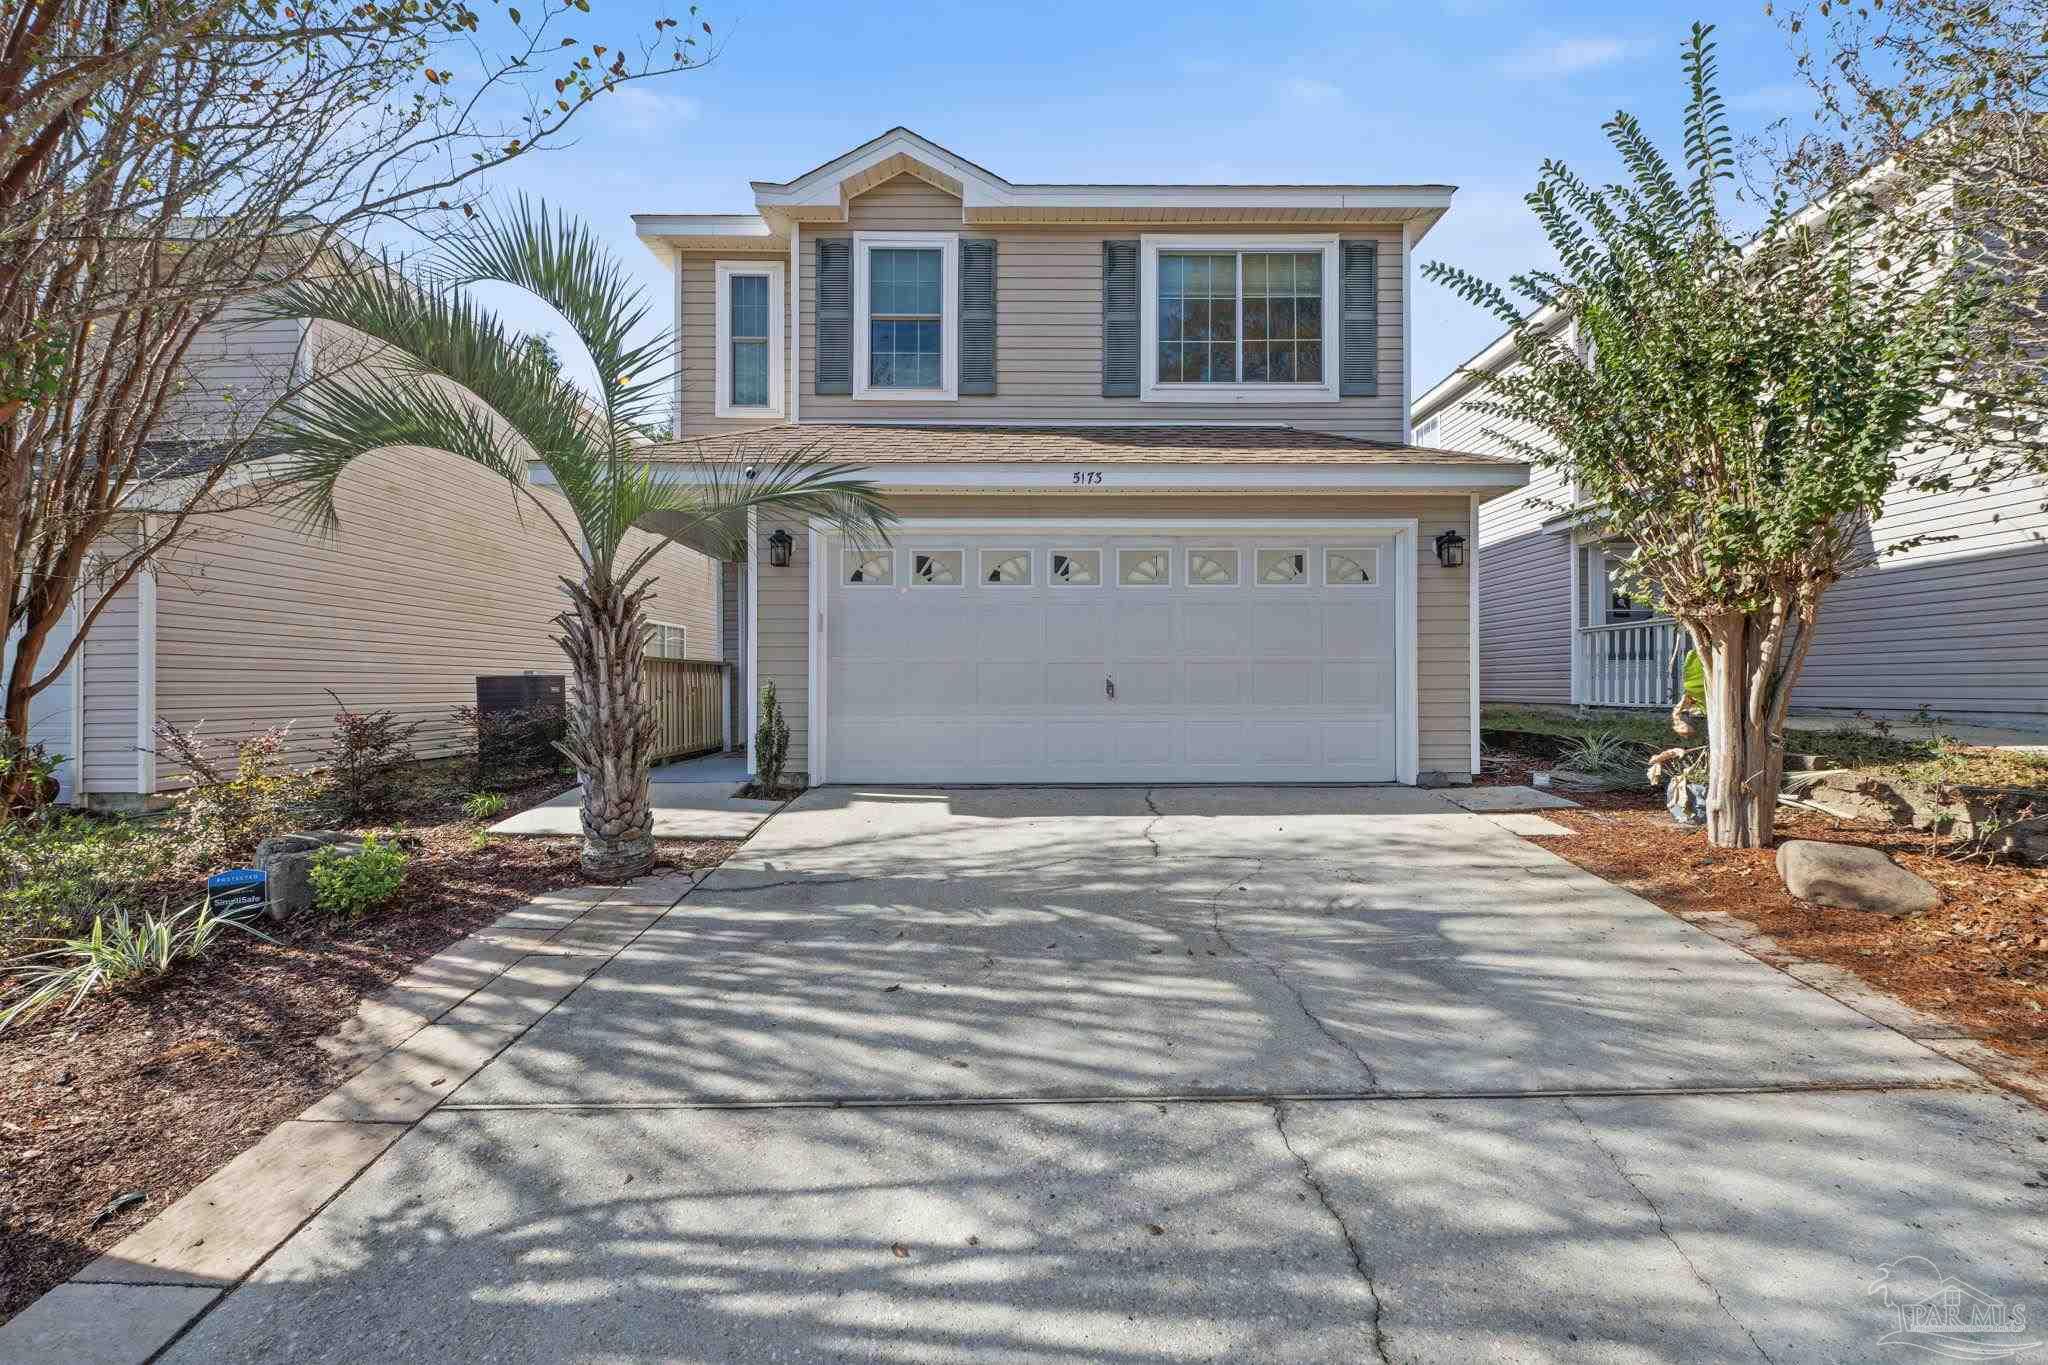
[766, 528, 794, 568]
[1434, 529, 1467, 569]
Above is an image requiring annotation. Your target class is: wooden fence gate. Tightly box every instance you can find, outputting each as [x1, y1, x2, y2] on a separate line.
[646, 659, 727, 762]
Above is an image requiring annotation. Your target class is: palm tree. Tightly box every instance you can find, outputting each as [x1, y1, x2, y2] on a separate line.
[255, 201, 892, 879]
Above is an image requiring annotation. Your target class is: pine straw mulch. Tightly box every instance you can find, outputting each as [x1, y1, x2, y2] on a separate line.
[1481, 751, 2048, 1101]
[0, 782, 743, 1326]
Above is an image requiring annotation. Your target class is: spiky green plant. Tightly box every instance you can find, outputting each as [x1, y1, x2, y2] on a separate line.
[1423, 24, 1971, 848]
[0, 899, 272, 1032]
[255, 201, 894, 878]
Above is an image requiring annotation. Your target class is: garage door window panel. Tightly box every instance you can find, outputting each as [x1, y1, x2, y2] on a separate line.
[1118, 549, 1172, 587]
[844, 549, 895, 586]
[1186, 548, 1240, 587]
[1050, 550, 1102, 586]
[980, 550, 1033, 586]
[1325, 547, 1381, 586]
[1256, 548, 1309, 585]
[911, 550, 964, 587]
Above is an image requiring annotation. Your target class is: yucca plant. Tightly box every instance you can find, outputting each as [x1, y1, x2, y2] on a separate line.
[255, 201, 893, 878]
[0, 899, 271, 1032]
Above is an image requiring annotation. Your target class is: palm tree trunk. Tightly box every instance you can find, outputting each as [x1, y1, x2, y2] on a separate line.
[555, 572, 657, 880]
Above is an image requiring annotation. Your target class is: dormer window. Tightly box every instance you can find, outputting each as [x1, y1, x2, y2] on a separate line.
[1139, 235, 1340, 403]
[853, 232, 959, 401]
[714, 261, 784, 418]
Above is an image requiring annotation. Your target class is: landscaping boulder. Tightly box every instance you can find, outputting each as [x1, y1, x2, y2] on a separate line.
[1775, 839, 1940, 917]
[255, 831, 365, 921]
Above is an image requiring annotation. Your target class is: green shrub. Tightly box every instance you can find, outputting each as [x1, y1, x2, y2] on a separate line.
[755, 682, 791, 791]
[462, 792, 507, 821]
[309, 836, 409, 918]
[152, 720, 318, 864]
[1555, 730, 1648, 778]
[0, 815, 177, 954]
[0, 898, 271, 1032]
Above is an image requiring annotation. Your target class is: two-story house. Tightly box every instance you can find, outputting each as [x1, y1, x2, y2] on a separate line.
[634, 129, 1527, 787]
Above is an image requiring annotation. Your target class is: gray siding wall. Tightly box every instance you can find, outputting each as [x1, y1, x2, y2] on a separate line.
[160, 306, 304, 437]
[1433, 384, 1573, 705]
[82, 578, 143, 793]
[1420, 376, 2048, 724]
[1790, 450, 2048, 724]
[673, 174, 1411, 443]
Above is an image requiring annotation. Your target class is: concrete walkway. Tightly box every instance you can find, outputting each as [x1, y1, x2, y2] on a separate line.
[489, 751, 780, 840]
[19, 787, 2045, 1362]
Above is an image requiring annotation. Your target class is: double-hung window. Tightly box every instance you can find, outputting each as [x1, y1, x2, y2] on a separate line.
[1139, 236, 1340, 402]
[714, 261, 784, 419]
[853, 232, 959, 400]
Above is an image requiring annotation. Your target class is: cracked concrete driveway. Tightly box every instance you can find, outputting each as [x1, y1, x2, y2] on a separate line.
[165, 787, 2046, 1363]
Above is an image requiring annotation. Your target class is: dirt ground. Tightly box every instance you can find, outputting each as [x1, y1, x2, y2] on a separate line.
[1479, 750, 2048, 1095]
[0, 784, 743, 1326]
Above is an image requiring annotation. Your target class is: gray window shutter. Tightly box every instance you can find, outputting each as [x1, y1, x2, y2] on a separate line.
[1340, 240, 1378, 398]
[815, 237, 852, 396]
[1102, 239, 1139, 398]
[959, 238, 997, 396]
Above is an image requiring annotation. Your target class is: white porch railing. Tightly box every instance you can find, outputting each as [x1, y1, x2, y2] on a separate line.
[1578, 618, 1686, 708]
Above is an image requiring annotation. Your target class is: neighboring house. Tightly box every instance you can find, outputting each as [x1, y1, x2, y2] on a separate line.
[630, 128, 1528, 786]
[1412, 323, 2048, 729]
[6, 303, 723, 808]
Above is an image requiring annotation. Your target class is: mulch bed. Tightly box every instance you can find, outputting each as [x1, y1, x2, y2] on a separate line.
[1481, 748, 2048, 1097]
[0, 775, 742, 1326]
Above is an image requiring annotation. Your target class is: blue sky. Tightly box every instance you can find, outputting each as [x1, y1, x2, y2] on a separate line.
[473, 0, 1819, 406]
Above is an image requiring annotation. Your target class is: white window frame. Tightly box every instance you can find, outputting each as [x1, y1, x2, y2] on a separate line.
[852, 231, 959, 402]
[714, 260, 785, 419]
[646, 621, 689, 659]
[1139, 234, 1341, 404]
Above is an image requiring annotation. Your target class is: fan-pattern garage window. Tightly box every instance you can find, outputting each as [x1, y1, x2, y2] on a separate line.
[1325, 549, 1379, 585]
[912, 550, 963, 586]
[646, 623, 688, 659]
[844, 549, 893, 585]
[1050, 550, 1100, 585]
[981, 551, 1032, 585]
[1118, 549, 1170, 586]
[1187, 548, 1239, 586]
[1257, 549, 1308, 584]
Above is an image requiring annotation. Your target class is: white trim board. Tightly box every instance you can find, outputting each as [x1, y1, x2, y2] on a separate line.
[745, 508, 759, 777]
[807, 515, 1421, 786]
[847, 462, 1527, 492]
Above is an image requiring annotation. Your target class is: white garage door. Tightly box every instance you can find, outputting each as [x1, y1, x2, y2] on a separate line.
[821, 529, 1407, 783]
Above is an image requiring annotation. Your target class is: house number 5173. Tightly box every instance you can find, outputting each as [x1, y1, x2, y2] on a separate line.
[1071, 470, 1104, 485]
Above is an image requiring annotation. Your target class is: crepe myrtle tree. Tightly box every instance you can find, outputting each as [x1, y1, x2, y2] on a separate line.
[256, 200, 893, 878]
[1425, 24, 1971, 849]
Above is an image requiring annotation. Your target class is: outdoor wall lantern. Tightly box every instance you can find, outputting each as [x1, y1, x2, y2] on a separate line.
[1434, 529, 1467, 569]
[767, 527, 794, 568]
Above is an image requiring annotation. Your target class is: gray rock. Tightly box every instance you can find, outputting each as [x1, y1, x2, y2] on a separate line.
[1775, 840, 1940, 917]
[258, 831, 364, 921]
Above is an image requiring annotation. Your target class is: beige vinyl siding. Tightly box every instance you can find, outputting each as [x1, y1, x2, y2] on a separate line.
[700, 174, 1409, 442]
[1432, 385, 1573, 704]
[758, 492, 1474, 780]
[150, 446, 719, 788]
[756, 510, 810, 770]
[161, 307, 304, 437]
[81, 578, 143, 793]
[675, 251, 793, 437]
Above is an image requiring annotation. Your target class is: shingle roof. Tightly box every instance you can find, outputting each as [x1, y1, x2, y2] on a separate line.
[643, 424, 1520, 467]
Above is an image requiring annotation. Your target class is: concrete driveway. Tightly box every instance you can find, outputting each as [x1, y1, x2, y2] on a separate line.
[167, 788, 2045, 1362]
